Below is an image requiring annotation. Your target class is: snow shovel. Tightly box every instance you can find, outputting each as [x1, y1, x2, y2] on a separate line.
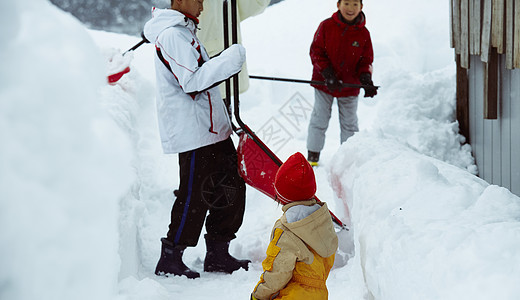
[107, 33, 149, 84]
[223, 0, 348, 230]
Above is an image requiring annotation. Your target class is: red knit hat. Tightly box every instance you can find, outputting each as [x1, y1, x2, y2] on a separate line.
[274, 152, 317, 205]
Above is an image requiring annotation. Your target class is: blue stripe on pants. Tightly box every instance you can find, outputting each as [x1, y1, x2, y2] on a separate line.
[174, 151, 196, 244]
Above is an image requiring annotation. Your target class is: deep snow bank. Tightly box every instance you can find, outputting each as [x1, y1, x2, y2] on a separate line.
[0, 1, 132, 299]
[330, 133, 520, 300]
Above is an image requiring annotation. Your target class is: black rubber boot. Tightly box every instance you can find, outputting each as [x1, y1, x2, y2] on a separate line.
[204, 237, 250, 274]
[155, 238, 200, 279]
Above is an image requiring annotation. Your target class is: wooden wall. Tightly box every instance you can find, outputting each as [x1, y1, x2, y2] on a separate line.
[451, 0, 520, 70]
[451, 0, 520, 196]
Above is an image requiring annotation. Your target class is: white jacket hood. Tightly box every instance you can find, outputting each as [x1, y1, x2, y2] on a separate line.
[144, 8, 192, 43]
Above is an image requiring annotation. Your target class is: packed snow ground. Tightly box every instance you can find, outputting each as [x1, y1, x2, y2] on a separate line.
[2, 0, 520, 299]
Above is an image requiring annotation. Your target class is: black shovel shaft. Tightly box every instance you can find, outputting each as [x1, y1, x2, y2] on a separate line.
[250, 75, 324, 85]
[123, 32, 150, 55]
[250, 75, 379, 89]
[126, 39, 147, 53]
[223, 0, 232, 117]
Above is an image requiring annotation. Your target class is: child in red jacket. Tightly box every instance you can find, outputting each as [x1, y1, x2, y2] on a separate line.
[307, 0, 377, 166]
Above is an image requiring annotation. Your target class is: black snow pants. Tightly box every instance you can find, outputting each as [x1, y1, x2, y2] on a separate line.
[165, 137, 246, 247]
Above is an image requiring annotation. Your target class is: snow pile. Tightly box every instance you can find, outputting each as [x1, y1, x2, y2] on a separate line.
[330, 135, 520, 299]
[373, 67, 477, 174]
[0, 1, 132, 300]
[96, 40, 179, 281]
[2, 0, 520, 299]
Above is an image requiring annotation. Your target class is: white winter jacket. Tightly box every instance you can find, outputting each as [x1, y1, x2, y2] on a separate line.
[198, 0, 269, 94]
[143, 8, 246, 154]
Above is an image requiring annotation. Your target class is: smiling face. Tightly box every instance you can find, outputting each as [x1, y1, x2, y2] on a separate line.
[174, 0, 204, 18]
[337, 0, 363, 22]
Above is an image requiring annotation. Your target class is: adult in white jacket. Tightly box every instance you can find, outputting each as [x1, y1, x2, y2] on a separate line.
[143, 0, 250, 279]
[198, 0, 270, 95]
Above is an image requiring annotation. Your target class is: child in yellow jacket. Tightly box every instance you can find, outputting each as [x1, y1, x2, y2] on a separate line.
[251, 152, 338, 300]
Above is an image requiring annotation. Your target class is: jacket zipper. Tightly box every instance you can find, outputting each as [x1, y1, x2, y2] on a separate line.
[207, 91, 217, 134]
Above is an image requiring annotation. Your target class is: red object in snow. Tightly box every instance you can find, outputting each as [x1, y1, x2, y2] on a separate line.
[107, 67, 131, 85]
[236, 130, 348, 230]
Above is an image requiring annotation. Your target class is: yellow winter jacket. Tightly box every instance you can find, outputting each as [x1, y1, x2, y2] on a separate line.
[197, 0, 270, 94]
[252, 200, 338, 300]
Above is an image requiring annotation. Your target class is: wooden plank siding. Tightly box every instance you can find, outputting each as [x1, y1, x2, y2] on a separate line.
[515, 0, 520, 68]
[452, 0, 462, 53]
[453, 0, 520, 66]
[470, 0, 480, 55]
[451, 0, 456, 49]
[505, 0, 514, 68]
[461, 0, 471, 67]
[453, 0, 520, 196]
[491, 0, 505, 53]
[481, 0, 493, 62]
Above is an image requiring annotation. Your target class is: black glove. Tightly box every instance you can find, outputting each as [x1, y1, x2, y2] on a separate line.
[360, 73, 377, 98]
[321, 67, 343, 92]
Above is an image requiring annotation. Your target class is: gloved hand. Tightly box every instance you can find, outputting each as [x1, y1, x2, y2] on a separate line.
[321, 67, 343, 92]
[219, 44, 246, 70]
[360, 73, 377, 98]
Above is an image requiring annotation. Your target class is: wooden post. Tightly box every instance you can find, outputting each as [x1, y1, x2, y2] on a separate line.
[456, 54, 471, 142]
[492, 0, 505, 53]
[484, 48, 499, 119]
[482, 0, 493, 62]
[461, 0, 470, 68]
[515, 0, 520, 68]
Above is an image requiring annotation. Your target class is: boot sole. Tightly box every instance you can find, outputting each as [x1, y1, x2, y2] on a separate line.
[156, 270, 200, 279]
[204, 262, 249, 273]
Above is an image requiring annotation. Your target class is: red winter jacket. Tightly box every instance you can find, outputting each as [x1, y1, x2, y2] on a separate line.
[310, 11, 373, 97]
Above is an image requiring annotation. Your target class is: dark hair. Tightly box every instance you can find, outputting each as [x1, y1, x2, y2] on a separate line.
[338, 0, 363, 3]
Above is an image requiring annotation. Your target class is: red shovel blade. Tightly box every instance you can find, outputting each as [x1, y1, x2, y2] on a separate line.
[107, 66, 131, 85]
[237, 131, 280, 200]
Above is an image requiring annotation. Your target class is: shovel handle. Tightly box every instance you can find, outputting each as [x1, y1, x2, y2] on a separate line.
[250, 75, 379, 89]
[123, 38, 148, 56]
